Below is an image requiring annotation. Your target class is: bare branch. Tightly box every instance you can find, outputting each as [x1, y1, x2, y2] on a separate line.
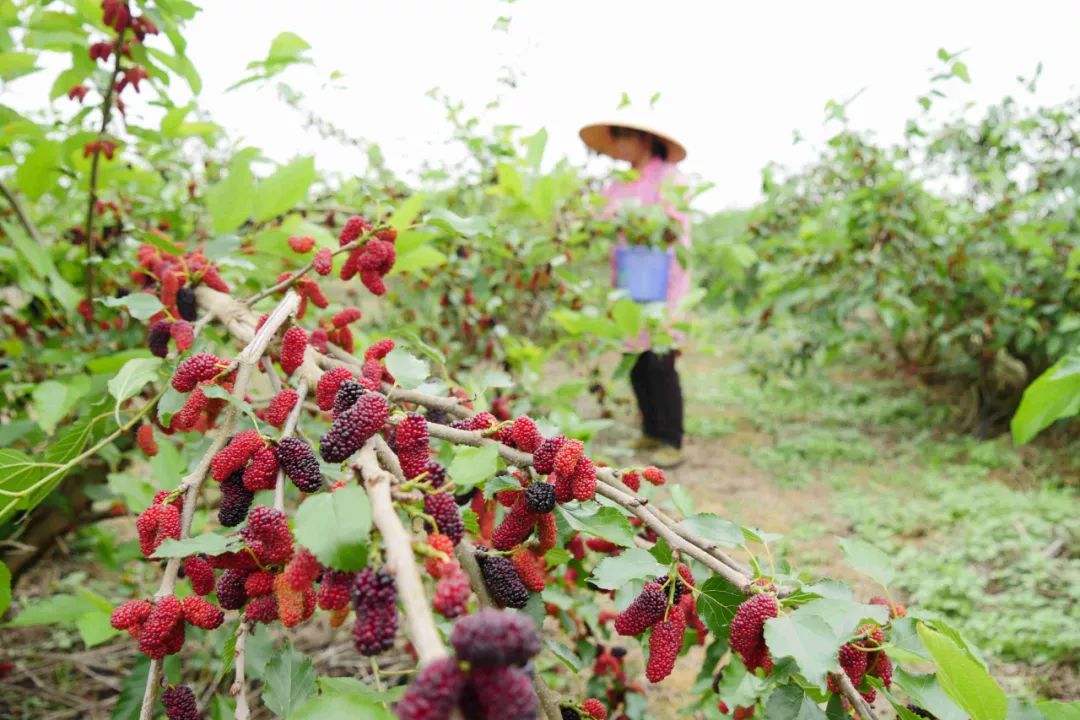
[231, 622, 253, 720]
[0, 178, 45, 245]
[835, 672, 879, 720]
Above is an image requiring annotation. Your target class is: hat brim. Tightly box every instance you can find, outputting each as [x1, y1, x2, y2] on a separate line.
[580, 122, 687, 163]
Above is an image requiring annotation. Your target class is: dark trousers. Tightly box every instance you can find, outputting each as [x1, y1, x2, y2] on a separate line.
[629, 351, 684, 449]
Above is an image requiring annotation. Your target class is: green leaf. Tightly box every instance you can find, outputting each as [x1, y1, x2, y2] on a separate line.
[112, 657, 151, 720]
[294, 486, 371, 570]
[667, 484, 695, 517]
[292, 684, 395, 719]
[952, 61, 971, 82]
[0, 449, 44, 522]
[525, 128, 548, 169]
[678, 513, 744, 548]
[387, 192, 426, 229]
[611, 297, 644, 336]
[555, 502, 636, 548]
[157, 387, 187, 427]
[253, 156, 316, 222]
[837, 537, 894, 588]
[892, 667, 967, 720]
[99, 293, 164, 320]
[15, 140, 61, 200]
[108, 473, 155, 518]
[1038, 701, 1080, 720]
[206, 154, 256, 234]
[153, 533, 237, 559]
[589, 548, 664, 590]
[384, 349, 430, 389]
[696, 575, 744, 637]
[917, 623, 1007, 720]
[391, 245, 448, 274]
[764, 607, 842, 688]
[108, 358, 163, 407]
[798, 598, 888, 637]
[425, 208, 491, 238]
[317, 675, 404, 704]
[447, 444, 500, 492]
[76, 610, 120, 647]
[7, 593, 101, 626]
[0, 51, 38, 81]
[267, 31, 311, 63]
[0, 561, 10, 616]
[715, 657, 766, 707]
[545, 638, 583, 672]
[764, 684, 828, 720]
[1011, 348, 1080, 444]
[32, 380, 71, 434]
[262, 643, 317, 717]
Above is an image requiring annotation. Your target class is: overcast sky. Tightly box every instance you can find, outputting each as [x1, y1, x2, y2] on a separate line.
[17, 1, 1080, 211]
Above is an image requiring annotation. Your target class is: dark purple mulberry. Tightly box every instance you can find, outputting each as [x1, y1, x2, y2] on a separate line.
[275, 436, 322, 493]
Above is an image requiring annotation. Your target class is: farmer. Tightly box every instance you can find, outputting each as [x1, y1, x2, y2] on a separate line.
[579, 120, 691, 468]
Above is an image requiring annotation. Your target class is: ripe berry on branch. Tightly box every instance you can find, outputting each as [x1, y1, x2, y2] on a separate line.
[614, 582, 667, 636]
[492, 500, 535, 551]
[571, 456, 597, 501]
[475, 548, 529, 609]
[181, 595, 224, 629]
[450, 607, 541, 667]
[148, 319, 172, 358]
[424, 492, 464, 545]
[511, 549, 546, 592]
[161, 685, 199, 720]
[136, 423, 158, 457]
[319, 393, 389, 462]
[581, 698, 608, 719]
[433, 571, 471, 619]
[729, 593, 779, 674]
[424, 533, 457, 578]
[172, 353, 223, 392]
[536, 512, 557, 552]
[176, 286, 196, 321]
[263, 388, 298, 428]
[553, 439, 585, 477]
[280, 326, 307, 376]
[351, 567, 398, 655]
[170, 321, 194, 352]
[643, 466, 666, 486]
[244, 594, 279, 624]
[183, 556, 215, 596]
[288, 235, 315, 253]
[138, 595, 184, 659]
[216, 569, 249, 610]
[313, 247, 333, 275]
[245, 570, 275, 597]
[316, 366, 354, 411]
[275, 436, 322, 493]
[332, 379, 366, 416]
[396, 657, 467, 720]
[242, 447, 279, 492]
[339, 215, 371, 245]
[646, 613, 685, 682]
[284, 547, 322, 591]
[218, 470, 253, 527]
[317, 570, 355, 611]
[510, 416, 542, 452]
[210, 429, 265, 482]
[621, 470, 641, 492]
[136, 502, 181, 559]
[332, 306, 362, 328]
[525, 482, 556, 514]
[364, 337, 396, 361]
[241, 505, 294, 566]
[111, 599, 152, 632]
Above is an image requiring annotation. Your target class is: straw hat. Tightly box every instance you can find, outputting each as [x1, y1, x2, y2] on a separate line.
[580, 118, 687, 163]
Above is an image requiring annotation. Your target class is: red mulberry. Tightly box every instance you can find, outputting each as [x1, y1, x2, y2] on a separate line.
[284, 547, 322, 591]
[111, 599, 152, 631]
[288, 234, 315, 253]
[170, 386, 207, 432]
[553, 439, 584, 477]
[242, 447, 278, 492]
[571, 456, 597, 501]
[274, 572, 309, 628]
[245, 570, 275, 597]
[492, 501, 535, 551]
[359, 267, 387, 295]
[512, 550, 546, 592]
[838, 642, 868, 686]
[264, 388, 298, 427]
[352, 567, 398, 655]
[729, 593, 779, 673]
[181, 595, 224, 630]
[614, 582, 667, 636]
[138, 595, 184, 659]
[536, 512, 557, 552]
[475, 549, 529, 609]
[646, 613, 685, 682]
[532, 435, 565, 474]
[136, 502, 181, 558]
[396, 657, 467, 720]
[136, 423, 158, 456]
[449, 607, 540, 667]
[433, 571, 471, 618]
[210, 429, 264, 482]
[183, 556, 215, 596]
[510, 416, 542, 452]
[170, 321, 194, 352]
[218, 470, 253, 527]
[280, 326, 307, 376]
[643, 466, 666, 486]
[465, 665, 538, 719]
[244, 594, 279, 624]
[317, 570, 355, 611]
[161, 685, 199, 720]
[424, 492, 464, 545]
[364, 337, 395, 361]
[241, 505, 294, 566]
[621, 470, 641, 492]
[424, 533, 457, 578]
[313, 247, 333, 275]
[396, 412, 430, 479]
[332, 306, 362, 328]
[172, 353, 223, 392]
[316, 366, 353, 411]
[553, 471, 574, 504]
[582, 698, 607, 720]
[320, 393, 389, 462]
[275, 436, 322, 493]
[339, 215, 370, 245]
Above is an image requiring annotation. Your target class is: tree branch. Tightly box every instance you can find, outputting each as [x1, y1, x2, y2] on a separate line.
[835, 672, 879, 720]
[231, 621, 253, 720]
[0, 178, 45, 245]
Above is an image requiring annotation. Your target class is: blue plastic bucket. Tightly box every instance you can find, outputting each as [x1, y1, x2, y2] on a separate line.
[616, 246, 670, 302]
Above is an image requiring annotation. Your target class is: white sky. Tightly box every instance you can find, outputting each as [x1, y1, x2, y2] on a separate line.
[14, 1, 1080, 211]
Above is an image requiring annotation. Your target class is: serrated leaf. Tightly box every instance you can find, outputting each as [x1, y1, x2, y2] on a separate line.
[696, 575, 744, 637]
[678, 512, 743, 548]
[108, 358, 163, 407]
[387, 192, 426, 229]
[555, 502, 636, 548]
[715, 658, 767, 707]
[764, 684, 828, 720]
[384, 348, 430, 389]
[917, 623, 1006, 720]
[262, 643, 317, 717]
[589, 548, 665, 590]
[153, 533, 236, 559]
[32, 380, 70, 434]
[447, 444, 499, 492]
[390, 245, 448, 274]
[764, 607, 842, 689]
[481, 473, 520, 500]
[294, 486, 371, 570]
[798, 598, 888, 636]
[546, 639, 583, 672]
[838, 537, 895, 588]
[892, 667, 968, 720]
[98, 293, 164, 320]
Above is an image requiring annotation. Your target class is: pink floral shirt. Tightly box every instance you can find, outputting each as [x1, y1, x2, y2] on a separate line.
[603, 156, 692, 351]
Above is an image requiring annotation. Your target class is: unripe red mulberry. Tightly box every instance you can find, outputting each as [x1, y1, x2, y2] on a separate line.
[275, 572, 308, 628]
[245, 570, 275, 597]
[492, 501, 535, 551]
[646, 612, 685, 682]
[396, 657, 467, 720]
[869, 595, 906, 619]
[288, 234, 315, 253]
[161, 685, 199, 720]
[170, 386, 207, 432]
[264, 388, 298, 427]
[512, 549, 546, 592]
[397, 412, 431, 479]
[136, 423, 158, 456]
[111, 599, 153, 630]
[313, 247, 333, 275]
[495, 488, 520, 508]
[433, 571, 471, 618]
[450, 607, 541, 667]
[614, 582, 667, 636]
[571, 456, 597, 501]
[475, 549, 529, 609]
[510, 416, 542, 452]
[139, 596, 184, 659]
[136, 502, 181, 558]
[317, 570, 355, 611]
[284, 547, 322, 591]
[364, 337, 395, 361]
[553, 439, 585, 477]
[838, 642, 868, 686]
[216, 569, 249, 610]
[320, 393, 389, 462]
[316, 366, 353, 411]
[148, 319, 172, 358]
[331, 306, 362, 328]
[424, 492, 464, 545]
[210, 429, 264, 482]
[241, 505, 294, 566]
[275, 436, 322, 493]
[536, 512, 557, 552]
[729, 593, 779, 673]
[170, 321, 194, 352]
[352, 567, 398, 655]
[183, 556, 215, 596]
[621, 470, 641, 492]
[339, 215, 370, 245]
[582, 698, 607, 720]
[280, 326, 307, 376]
[172, 353, 223, 392]
[585, 537, 619, 554]
[244, 594, 279, 623]
[869, 652, 893, 688]
[218, 470, 253, 527]
[181, 595, 224, 629]
[525, 482, 556, 514]
[642, 466, 666, 486]
[464, 665, 537, 719]
[531, 433, 565, 472]
[242, 447, 278, 492]
[360, 267, 387, 295]
[553, 471, 574, 504]
[424, 533, 457, 578]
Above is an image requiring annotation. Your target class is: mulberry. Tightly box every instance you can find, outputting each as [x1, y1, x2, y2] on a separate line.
[210, 429, 264, 482]
[396, 657, 467, 720]
[161, 685, 199, 720]
[264, 388, 298, 427]
[216, 569, 249, 610]
[317, 570, 355, 611]
[284, 547, 322, 591]
[463, 665, 537, 720]
[582, 698, 607, 720]
[433, 571, 471, 618]
[172, 353, 223, 392]
[320, 393, 389, 462]
[512, 550, 546, 592]
[642, 466, 666, 486]
[316, 366, 354, 411]
[397, 412, 431, 479]
[837, 642, 868, 686]
[313, 247, 333, 275]
[218, 470, 253, 527]
[525, 482, 556, 514]
[869, 596, 906, 619]
[585, 538, 619, 554]
[332, 306, 362, 328]
[424, 492, 464, 545]
[170, 386, 207, 432]
[275, 572, 309, 628]
[138, 595, 183, 659]
[181, 595, 224, 629]
[111, 599, 152, 631]
[183, 555, 215, 596]
[332, 379, 366, 416]
[339, 215, 370, 245]
[621, 470, 641, 492]
[241, 505, 294, 566]
[729, 593, 779, 673]
[869, 652, 893, 688]
[360, 268, 387, 295]
[553, 439, 585, 477]
[449, 607, 540, 667]
[352, 567, 398, 655]
[571, 457, 597, 501]
[475, 549, 529, 609]
[136, 502, 181, 558]
[510, 416, 542, 452]
[242, 447, 279, 492]
[176, 286, 197, 321]
[536, 512, 557, 552]
[275, 436, 322, 493]
[245, 570, 275, 597]
[170, 321, 194, 352]
[614, 583, 667, 636]
[244, 594, 279, 624]
[424, 533, 458, 578]
[532, 435, 565, 474]
[148, 320, 172, 358]
[288, 234, 315, 253]
[280, 326, 307, 376]
[425, 460, 447, 488]
[646, 613, 685, 682]
[553, 472, 574, 504]
[136, 423, 158, 456]
[492, 501, 535, 551]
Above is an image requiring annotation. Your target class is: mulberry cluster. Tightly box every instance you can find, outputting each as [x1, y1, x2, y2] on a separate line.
[275, 437, 322, 493]
[320, 393, 389, 462]
[424, 492, 464, 545]
[137, 595, 185, 659]
[352, 567, 398, 655]
[183, 555, 216, 596]
[161, 685, 199, 720]
[316, 366, 353, 411]
[614, 582, 668, 636]
[475, 547, 529, 609]
[218, 470, 253, 527]
[729, 592, 779, 674]
[339, 217, 396, 295]
[396, 412, 431, 479]
[171, 353, 223, 392]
